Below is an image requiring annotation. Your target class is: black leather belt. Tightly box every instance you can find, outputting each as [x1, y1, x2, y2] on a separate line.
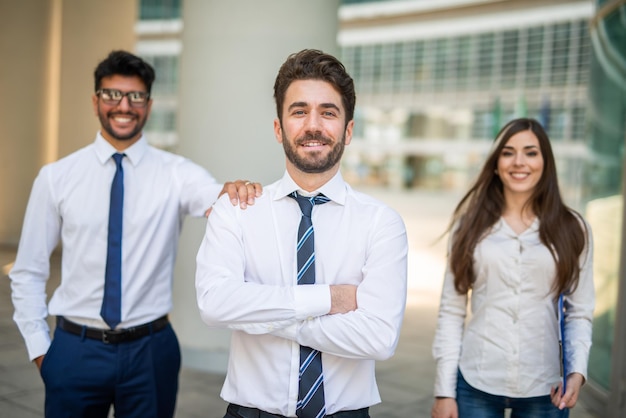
[56, 315, 169, 344]
[227, 404, 370, 418]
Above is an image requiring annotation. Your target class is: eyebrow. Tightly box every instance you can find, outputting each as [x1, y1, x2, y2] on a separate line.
[287, 102, 341, 113]
[503, 144, 539, 150]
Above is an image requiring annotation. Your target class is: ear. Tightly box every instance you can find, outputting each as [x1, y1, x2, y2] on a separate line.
[145, 98, 153, 119]
[92, 94, 99, 116]
[344, 119, 354, 146]
[273, 118, 283, 144]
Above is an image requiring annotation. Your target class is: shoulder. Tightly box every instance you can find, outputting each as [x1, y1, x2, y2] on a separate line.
[145, 146, 212, 175]
[145, 145, 188, 165]
[39, 143, 95, 176]
[210, 180, 279, 222]
[344, 186, 406, 228]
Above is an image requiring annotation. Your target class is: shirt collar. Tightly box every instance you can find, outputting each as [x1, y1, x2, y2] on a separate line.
[496, 216, 540, 237]
[94, 132, 149, 167]
[274, 170, 347, 205]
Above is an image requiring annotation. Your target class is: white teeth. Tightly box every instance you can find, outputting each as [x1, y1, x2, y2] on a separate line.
[511, 173, 528, 179]
[113, 116, 133, 123]
[303, 142, 323, 147]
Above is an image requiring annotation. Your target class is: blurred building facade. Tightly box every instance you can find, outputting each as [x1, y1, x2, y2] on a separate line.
[135, 0, 182, 151]
[337, 0, 592, 208]
[337, 0, 625, 416]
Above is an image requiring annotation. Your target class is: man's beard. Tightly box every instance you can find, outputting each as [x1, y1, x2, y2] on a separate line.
[98, 110, 147, 141]
[282, 131, 346, 174]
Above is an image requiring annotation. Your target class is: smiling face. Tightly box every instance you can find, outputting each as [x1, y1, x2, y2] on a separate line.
[274, 79, 353, 185]
[496, 129, 544, 202]
[92, 75, 152, 149]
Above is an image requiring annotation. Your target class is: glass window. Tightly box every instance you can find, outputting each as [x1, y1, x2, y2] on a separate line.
[584, 4, 626, 392]
[359, 45, 375, 94]
[548, 107, 566, 141]
[575, 20, 592, 85]
[571, 105, 586, 140]
[392, 42, 404, 93]
[477, 33, 495, 88]
[372, 44, 384, 93]
[550, 22, 571, 86]
[411, 41, 426, 92]
[471, 109, 491, 140]
[139, 0, 181, 20]
[525, 26, 544, 87]
[433, 38, 449, 91]
[144, 55, 179, 95]
[145, 107, 176, 132]
[421, 39, 437, 92]
[455, 36, 472, 90]
[501, 30, 519, 88]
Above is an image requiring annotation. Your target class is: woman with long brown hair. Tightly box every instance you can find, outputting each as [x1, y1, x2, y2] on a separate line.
[431, 118, 594, 418]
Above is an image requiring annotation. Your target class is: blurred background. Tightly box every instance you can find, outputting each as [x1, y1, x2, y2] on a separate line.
[0, 0, 625, 416]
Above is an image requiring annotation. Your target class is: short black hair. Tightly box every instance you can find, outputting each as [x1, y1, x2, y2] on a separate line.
[94, 50, 155, 93]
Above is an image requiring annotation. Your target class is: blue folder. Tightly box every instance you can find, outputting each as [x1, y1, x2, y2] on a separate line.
[558, 293, 567, 393]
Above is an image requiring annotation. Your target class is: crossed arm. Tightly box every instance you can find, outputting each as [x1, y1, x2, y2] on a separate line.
[195, 197, 408, 360]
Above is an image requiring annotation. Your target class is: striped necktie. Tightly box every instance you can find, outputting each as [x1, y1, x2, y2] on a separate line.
[289, 191, 330, 418]
[101, 153, 125, 329]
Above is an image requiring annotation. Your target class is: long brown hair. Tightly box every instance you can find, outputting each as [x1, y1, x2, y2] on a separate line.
[449, 118, 588, 297]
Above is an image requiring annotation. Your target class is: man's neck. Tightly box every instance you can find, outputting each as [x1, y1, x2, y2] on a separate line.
[101, 132, 142, 152]
[287, 164, 339, 193]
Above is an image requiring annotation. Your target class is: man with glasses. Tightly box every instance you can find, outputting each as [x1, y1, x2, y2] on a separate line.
[9, 50, 261, 417]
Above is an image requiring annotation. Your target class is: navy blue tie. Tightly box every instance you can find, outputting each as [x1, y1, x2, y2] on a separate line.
[289, 191, 330, 418]
[101, 153, 124, 329]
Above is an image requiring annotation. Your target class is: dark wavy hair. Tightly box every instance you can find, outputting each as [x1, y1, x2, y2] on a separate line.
[273, 49, 356, 127]
[448, 117, 588, 297]
[94, 50, 155, 93]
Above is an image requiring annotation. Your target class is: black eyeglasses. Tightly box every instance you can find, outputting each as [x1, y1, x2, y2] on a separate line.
[96, 88, 150, 107]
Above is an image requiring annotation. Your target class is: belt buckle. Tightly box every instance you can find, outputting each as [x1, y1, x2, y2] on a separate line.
[101, 329, 123, 344]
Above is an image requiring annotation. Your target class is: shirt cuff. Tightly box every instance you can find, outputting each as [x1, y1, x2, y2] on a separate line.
[294, 284, 331, 321]
[25, 331, 52, 361]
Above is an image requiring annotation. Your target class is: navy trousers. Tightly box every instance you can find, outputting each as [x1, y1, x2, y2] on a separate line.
[41, 323, 181, 418]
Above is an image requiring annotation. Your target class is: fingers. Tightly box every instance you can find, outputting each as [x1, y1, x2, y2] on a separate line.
[237, 181, 262, 208]
[559, 388, 575, 410]
[550, 384, 563, 408]
[431, 397, 458, 418]
[251, 182, 263, 198]
[560, 374, 583, 409]
[551, 373, 583, 410]
[220, 180, 263, 210]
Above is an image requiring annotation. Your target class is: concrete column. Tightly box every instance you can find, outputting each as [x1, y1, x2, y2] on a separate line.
[0, 0, 136, 246]
[55, 0, 137, 158]
[174, 0, 340, 372]
[0, 0, 51, 246]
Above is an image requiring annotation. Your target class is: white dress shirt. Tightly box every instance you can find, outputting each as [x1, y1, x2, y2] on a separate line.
[432, 217, 595, 398]
[10, 133, 222, 360]
[195, 171, 408, 416]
